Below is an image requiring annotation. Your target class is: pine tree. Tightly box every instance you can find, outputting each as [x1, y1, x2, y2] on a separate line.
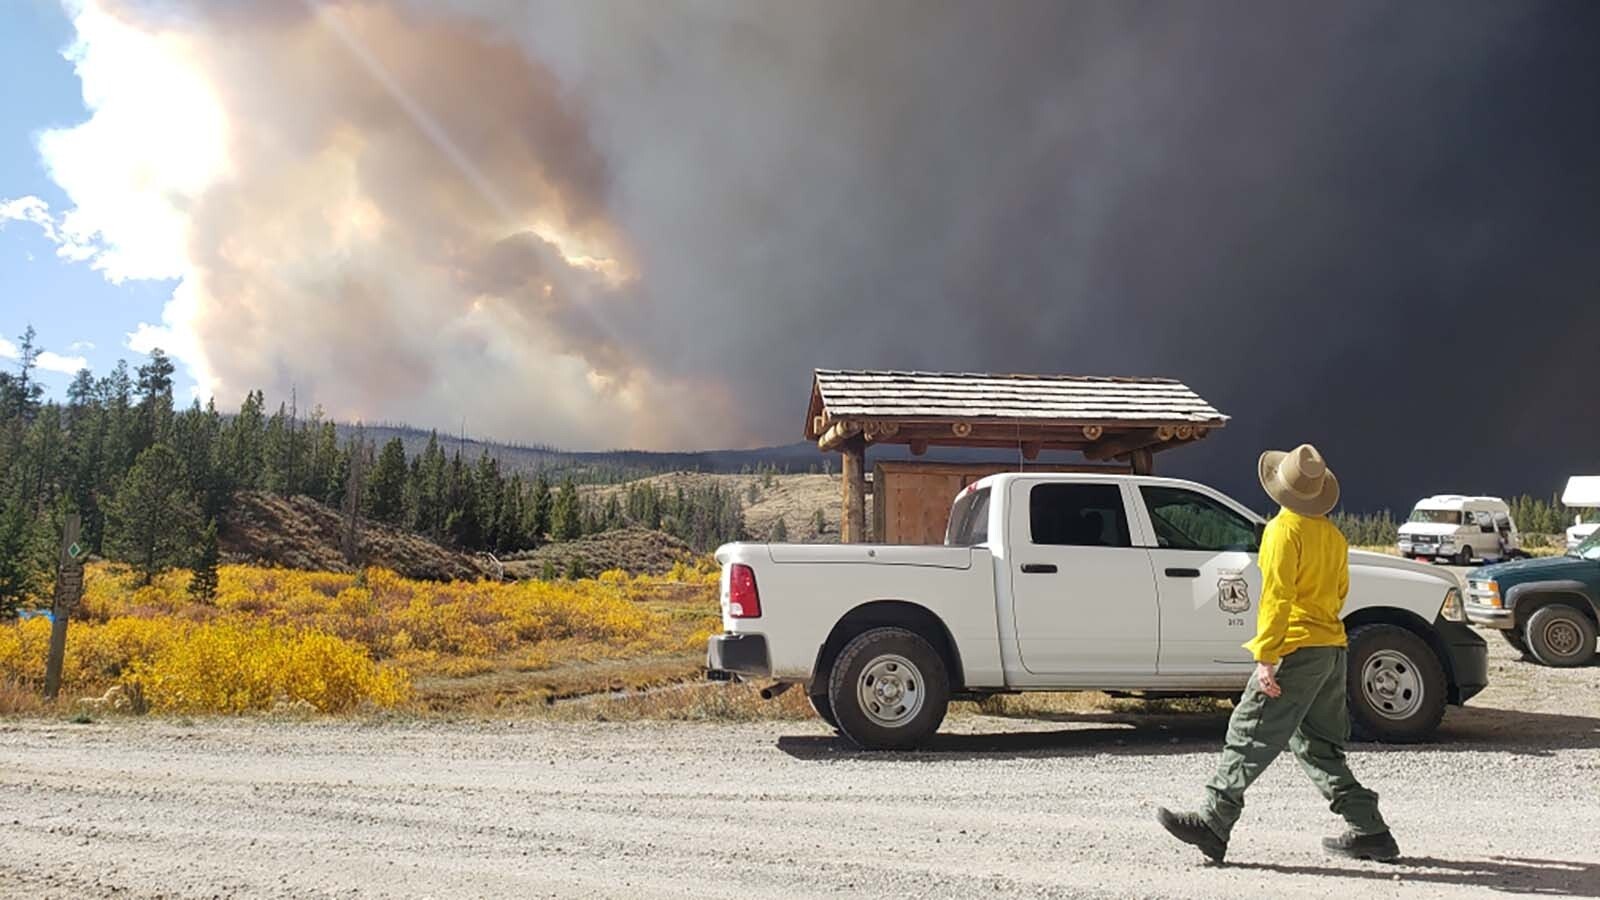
[551, 478, 580, 541]
[0, 495, 42, 617]
[528, 472, 552, 545]
[564, 556, 587, 580]
[414, 432, 448, 538]
[189, 518, 220, 604]
[133, 348, 176, 455]
[106, 444, 200, 585]
[223, 390, 266, 490]
[366, 437, 409, 525]
[769, 516, 789, 542]
[308, 417, 340, 505]
[443, 452, 483, 548]
[474, 452, 502, 550]
[496, 474, 527, 553]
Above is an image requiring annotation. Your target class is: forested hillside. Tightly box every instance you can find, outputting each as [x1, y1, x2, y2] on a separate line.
[0, 336, 773, 615]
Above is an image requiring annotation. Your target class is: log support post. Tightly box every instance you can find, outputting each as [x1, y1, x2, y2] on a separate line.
[840, 434, 868, 543]
[1129, 447, 1155, 475]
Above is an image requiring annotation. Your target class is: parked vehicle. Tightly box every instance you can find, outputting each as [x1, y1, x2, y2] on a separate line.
[1563, 476, 1600, 552]
[1398, 495, 1519, 565]
[707, 473, 1488, 750]
[1466, 529, 1600, 667]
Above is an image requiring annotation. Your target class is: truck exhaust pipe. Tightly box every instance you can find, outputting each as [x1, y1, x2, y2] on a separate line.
[759, 682, 793, 700]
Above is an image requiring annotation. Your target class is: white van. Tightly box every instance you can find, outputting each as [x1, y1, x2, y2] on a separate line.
[1398, 495, 1519, 565]
[1563, 476, 1600, 551]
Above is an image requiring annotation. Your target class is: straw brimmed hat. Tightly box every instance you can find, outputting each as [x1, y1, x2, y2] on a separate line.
[1259, 443, 1340, 517]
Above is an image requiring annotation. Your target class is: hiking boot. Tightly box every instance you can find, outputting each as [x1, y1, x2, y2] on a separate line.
[1322, 829, 1400, 862]
[1156, 807, 1227, 863]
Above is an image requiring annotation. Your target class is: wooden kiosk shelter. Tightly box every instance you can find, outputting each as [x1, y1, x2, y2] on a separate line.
[804, 369, 1229, 544]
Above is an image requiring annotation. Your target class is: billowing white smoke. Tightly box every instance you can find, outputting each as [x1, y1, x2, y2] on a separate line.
[34, 0, 737, 448]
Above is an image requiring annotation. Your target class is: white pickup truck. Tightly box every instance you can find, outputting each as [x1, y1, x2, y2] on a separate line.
[708, 473, 1488, 749]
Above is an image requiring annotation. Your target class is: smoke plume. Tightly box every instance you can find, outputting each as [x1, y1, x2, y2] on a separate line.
[28, 0, 1600, 507]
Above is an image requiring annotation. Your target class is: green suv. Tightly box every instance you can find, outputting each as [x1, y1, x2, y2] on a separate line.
[1465, 530, 1600, 667]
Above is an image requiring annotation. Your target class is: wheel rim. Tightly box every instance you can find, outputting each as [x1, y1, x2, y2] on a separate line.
[1541, 617, 1583, 658]
[856, 653, 924, 727]
[1361, 649, 1424, 720]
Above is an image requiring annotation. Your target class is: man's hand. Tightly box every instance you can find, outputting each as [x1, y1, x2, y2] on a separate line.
[1255, 662, 1282, 698]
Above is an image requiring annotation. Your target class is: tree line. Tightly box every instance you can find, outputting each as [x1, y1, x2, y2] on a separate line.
[0, 334, 751, 615]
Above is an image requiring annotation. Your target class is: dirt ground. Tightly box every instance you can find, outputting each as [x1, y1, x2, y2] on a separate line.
[3, 621, 1597, 900]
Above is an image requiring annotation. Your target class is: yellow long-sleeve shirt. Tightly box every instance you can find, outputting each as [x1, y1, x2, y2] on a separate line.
[1243, 509, 1350, 665]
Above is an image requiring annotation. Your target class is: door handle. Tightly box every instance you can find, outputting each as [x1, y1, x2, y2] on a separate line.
[1020, 563, 1058, 574]
[1164, 567, 1201, 578]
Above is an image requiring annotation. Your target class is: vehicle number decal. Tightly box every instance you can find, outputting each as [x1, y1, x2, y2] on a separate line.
[1218, 573, 1251, 614]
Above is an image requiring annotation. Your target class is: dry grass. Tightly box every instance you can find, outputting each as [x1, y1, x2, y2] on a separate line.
[503, 528, 697, 577]
[581, 472, 862, 542]
[222, 491, 488, 581]
[544, 681, 816, 722]
[0, 678, 48, 716]
[956, 691, 1232, 719]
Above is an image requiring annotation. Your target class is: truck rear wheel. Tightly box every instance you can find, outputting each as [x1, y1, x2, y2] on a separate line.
[827, 627, 949, 750]
[808, 692, 839, 730]
[1347, 624, 1447, 743]
[1523, 604, 1597, 668]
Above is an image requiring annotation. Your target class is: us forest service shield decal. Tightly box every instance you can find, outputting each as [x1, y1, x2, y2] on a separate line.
[1218, 574, 1251, 614]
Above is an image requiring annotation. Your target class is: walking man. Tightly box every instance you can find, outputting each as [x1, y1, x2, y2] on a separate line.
[1157, 444, 1399, 863]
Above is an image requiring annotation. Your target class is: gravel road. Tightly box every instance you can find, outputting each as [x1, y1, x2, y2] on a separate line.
[3, 632, 1597, 900]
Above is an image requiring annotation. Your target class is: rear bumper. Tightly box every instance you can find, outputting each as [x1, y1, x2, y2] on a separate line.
[1435, 618, 1488, 704]
[706, 633, 771, 680]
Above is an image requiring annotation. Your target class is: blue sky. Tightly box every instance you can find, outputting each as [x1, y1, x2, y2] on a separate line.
[0, 1, 190, 399]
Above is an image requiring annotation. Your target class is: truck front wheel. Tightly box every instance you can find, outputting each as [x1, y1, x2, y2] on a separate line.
[1523, 604, 1597, 668]
[1346, 624, 1447, 743]
[827, 627, 950, 750]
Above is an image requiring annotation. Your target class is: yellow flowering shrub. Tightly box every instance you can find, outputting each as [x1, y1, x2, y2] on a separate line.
[127, 622, 409, 713]
[1, 558, 717, 714]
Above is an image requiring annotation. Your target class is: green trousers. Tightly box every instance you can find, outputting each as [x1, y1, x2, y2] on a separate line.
[1201, 646, 1387, 840]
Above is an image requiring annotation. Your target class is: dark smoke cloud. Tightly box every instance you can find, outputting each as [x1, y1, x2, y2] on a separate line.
[80, 1, 1600, 508]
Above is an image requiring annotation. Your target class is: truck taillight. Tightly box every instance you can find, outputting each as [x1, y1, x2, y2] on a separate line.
[728, 564, 762, 618]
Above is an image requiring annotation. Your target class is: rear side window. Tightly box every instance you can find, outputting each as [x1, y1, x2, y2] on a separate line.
[946, 487, 991, 546]
[1029, 483, 1131, 548]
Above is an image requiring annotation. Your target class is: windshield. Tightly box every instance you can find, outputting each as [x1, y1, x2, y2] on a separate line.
[1572, 529, 1600, 561]
[1408, 508, 1463, 525]
[946, 487, 991, 546]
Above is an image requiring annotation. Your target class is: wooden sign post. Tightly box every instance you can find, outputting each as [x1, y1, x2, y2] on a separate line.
[43, 514, 85, 701]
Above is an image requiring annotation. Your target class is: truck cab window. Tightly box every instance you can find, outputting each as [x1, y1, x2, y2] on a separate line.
[1140, 486, 1259, 552]
[1029, 483, 1131, 547]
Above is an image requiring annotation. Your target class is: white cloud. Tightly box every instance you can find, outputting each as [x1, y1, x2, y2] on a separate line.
[0, 333, 89, 375]
[0, 196, 60, 242]
[35, 351, 89, 375]
[33, 1, 228, 283]
[68, 340, 95, 352]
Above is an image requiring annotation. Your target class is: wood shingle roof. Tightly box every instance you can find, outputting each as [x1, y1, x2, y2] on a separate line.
[805, 369, 1227, 440]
